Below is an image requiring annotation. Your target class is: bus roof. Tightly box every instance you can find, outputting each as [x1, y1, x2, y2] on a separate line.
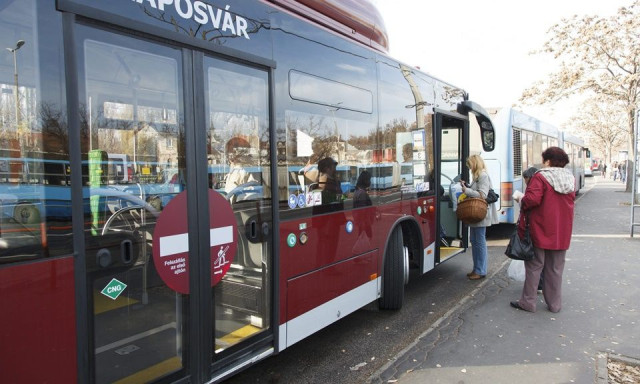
[490, 107, 560, 138]
[270, 0, 389, 53]
[561, 131, 585, 146]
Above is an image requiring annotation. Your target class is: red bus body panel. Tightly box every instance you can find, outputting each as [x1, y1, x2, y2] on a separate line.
[286, 251, 377, 319]
[279, 196, 437, 324]
[0, 257, 77, 383]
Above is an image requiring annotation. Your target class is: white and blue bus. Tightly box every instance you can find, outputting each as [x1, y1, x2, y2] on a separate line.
[482, 108, 584, 224]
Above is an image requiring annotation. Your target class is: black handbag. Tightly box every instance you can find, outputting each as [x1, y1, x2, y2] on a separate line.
[485, 188, 499, 204]
[505, 215, 535, 261]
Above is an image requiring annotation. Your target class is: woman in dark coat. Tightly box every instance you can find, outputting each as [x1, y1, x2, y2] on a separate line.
[511, 147, 575, 313]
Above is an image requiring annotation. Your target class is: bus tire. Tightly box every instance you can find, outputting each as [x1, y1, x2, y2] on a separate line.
[379, 227, 405, 310]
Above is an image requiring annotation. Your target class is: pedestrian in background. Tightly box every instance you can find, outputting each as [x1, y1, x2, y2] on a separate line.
[461, 154, 499, 280]
[510, 147, 575, 313]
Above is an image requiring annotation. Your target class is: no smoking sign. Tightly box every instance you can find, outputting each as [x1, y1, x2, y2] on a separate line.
[152, 190, 237, 294]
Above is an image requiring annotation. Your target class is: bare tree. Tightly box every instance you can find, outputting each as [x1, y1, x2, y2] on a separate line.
[567, 98, 627, 164]
[521, 0, 640, 191]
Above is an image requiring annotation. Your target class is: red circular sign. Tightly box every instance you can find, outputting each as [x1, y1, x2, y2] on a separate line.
[152, 189, 237, 294]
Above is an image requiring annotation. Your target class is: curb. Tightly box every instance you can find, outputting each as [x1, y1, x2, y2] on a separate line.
[597, 353, 640, 383]
[596, 353, 608, 384]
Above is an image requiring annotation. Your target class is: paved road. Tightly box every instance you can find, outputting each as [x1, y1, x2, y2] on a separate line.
[227, 204, 515, 382]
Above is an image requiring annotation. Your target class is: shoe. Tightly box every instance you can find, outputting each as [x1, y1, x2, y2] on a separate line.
[468, 273, 485, 280]
[510, 301, 524, 310]
[466, 271, 475, 277]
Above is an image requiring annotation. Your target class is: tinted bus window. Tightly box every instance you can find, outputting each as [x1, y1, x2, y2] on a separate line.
[282, 109, 374, 214]
[0, 1, 71, 263]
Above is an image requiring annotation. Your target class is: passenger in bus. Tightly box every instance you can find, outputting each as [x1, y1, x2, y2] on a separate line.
[461, 155, 499, 280]
[352, 170, 374, 250]
[316, 157, 342, 204]
[425, 169, 444, 196]
[299, 157, 319, 185]
[353, 170, 372, 208]
[510, 147, 575, 313]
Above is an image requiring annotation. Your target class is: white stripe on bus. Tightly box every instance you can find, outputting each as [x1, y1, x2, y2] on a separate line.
[279, 278, 380, 350]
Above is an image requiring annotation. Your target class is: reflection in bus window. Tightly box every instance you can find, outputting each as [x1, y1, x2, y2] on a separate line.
[205, 56, 272, 353]
[0, 1, 72, 263]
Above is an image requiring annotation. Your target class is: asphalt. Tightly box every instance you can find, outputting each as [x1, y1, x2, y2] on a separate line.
[370, 176, 640, 384]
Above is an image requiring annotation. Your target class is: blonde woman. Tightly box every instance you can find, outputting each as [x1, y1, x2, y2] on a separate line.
[461, 155, 499, 280]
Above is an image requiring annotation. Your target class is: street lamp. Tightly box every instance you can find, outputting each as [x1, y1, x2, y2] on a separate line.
[6, 40, 25, 126]
[7, 40, 26, 181]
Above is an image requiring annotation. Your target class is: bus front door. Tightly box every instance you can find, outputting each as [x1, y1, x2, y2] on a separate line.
[75, 23, 273, 384]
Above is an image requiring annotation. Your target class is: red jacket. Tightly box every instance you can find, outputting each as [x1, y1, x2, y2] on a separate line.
[519, 170, 575, 250]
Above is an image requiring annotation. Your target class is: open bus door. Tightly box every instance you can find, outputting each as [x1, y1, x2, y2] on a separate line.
[434, 101, 495, 264]
[434, 111, 469, 262]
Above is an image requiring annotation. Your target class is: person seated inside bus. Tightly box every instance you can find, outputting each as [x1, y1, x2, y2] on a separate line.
[314, 157, 343, 204]
[297, 157, 319, 185]
[353, 170, 372, 208]
[422, 169, 444, 197]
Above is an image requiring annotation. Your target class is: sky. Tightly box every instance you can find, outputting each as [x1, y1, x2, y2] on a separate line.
[372, 0, 631, 128]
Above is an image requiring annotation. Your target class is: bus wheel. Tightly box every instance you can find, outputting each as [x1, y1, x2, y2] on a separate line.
[379, 227, 406, 310]
[13, 203, 41, 225]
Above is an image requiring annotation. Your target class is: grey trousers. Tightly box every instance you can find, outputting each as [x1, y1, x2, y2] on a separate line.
[518, 247, 566, 312]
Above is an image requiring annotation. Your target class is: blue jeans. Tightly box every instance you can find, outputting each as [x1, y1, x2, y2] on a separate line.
[470, 226, 488, 275]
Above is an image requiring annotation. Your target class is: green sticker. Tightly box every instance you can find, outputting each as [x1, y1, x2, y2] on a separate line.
[101, 278, 128, 300]
[287, 233, 297, 247]
[417, 206, 422, 215]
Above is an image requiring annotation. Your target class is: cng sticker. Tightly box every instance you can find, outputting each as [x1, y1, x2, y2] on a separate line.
[101, 278, 128, 300]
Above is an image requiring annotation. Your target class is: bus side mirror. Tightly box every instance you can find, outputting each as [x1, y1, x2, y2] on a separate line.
[457, 100, 495, 152]
[481, 127, 495, 152]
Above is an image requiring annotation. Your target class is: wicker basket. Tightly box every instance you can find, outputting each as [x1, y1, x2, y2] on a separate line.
[456, 197, 488, 224]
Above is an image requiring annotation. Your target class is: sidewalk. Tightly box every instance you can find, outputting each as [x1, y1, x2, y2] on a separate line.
[371, 177, 640, 384]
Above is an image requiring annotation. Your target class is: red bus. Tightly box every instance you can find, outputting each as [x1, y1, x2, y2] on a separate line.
[0, 1, 495, 383]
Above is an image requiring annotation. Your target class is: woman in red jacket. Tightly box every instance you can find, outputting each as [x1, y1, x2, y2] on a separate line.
[511, 147, 575, 313]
